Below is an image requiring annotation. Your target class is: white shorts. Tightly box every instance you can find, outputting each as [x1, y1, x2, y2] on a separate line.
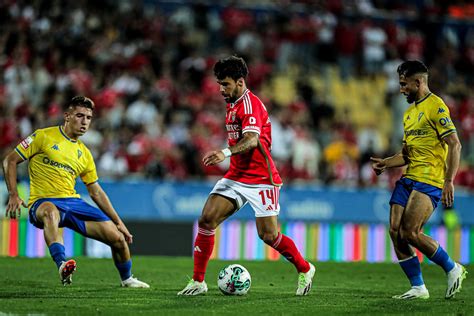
[210, 178, 281, 217]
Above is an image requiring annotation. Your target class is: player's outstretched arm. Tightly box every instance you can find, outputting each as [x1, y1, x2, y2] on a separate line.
[203, 132, 259, 166]
[86, 182, 133, 243]
[2, 151, 27, 219]
[370, 146, 409, 175]
[441, 132, 462, 207]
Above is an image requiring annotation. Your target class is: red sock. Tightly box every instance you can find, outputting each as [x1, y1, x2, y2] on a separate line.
[192, 226, 215, 282]
[271, 233, 310, 273]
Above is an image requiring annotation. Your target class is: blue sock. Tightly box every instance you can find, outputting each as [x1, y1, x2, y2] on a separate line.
[115, 259, 132, 281]
[48, 243, 66, 269]
[399, 255, 424, 286]
[430, 246, 455, 273]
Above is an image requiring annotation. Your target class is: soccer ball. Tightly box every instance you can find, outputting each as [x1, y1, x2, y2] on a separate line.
[217, 264, 251, 295]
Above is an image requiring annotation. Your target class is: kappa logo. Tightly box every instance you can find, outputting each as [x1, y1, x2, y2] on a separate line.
[194, 246, 202, 253]
[78, 149, 82, 159]
[51, 144, 59, 151]
[438, 108, 445, 114]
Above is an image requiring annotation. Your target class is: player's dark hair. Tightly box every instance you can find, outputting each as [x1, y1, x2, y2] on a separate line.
[213, 56, 249, 81]
[397, 60, 428, 77]
[67, 96, 95, 111]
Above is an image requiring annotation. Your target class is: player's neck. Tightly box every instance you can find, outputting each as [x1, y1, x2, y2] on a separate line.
[416, 88, 431, 102]
[62, 124, 79, 141]
[236, 86, 248, 100]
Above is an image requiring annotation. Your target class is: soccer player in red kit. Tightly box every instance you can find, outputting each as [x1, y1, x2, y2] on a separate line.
[178, 56, 315, 296]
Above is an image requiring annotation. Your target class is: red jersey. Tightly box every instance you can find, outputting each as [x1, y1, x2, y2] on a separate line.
[224, 89, 282, 186]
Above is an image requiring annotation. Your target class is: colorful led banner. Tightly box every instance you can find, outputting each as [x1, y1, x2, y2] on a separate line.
[0, 219, 84, 257]
[1, 219, 473, 263]
[195, 220, 474, 264]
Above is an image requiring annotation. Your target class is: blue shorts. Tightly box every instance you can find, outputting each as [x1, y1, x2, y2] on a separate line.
[389, 177, 442, 210]
[29, 198, 111, 236]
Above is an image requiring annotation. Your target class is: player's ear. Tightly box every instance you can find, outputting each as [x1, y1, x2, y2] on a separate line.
[237, 78, 244, 87]
[415, 78, 421, 88]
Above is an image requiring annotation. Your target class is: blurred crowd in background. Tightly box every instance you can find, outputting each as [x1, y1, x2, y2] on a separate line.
[1, 0, 473, 190]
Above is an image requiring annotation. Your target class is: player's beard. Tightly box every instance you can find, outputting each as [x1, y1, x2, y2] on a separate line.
[223, 87, 239, 103]
[406, 91, 417, 104]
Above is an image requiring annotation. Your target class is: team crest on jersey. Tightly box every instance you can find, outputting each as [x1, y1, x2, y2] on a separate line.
[228, 110, 237, 122]
[418, 112, 424, 122]
[20, 136, 34, 149]
[78, 149, 82, 159]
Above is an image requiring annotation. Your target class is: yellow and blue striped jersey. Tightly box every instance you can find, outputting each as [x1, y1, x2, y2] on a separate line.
[15, 126, 98, 206]
[402, 93, 457, 188]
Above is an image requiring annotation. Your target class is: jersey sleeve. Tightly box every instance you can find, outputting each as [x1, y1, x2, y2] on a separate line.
[429, 102, 456, 139]
[80, 147, 99, 185]
[241, 98, 266, 135]
[15, 130, 44, 160]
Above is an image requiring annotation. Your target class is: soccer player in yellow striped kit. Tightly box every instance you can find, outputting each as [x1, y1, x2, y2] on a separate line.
[3, 96, 149, 288]
[371, 60, 466, 299]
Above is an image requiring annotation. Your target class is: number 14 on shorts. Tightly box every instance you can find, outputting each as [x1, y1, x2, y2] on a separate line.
[258, 188, 279, 211]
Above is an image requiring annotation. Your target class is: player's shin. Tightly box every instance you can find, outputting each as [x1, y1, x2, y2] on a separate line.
[399, 255, 424, 286]
[114, 259, 132, 281]
[48, 242, 66, 268]
[193, 226, 216, 282]
[270, 233, 310, 273]
[429, 245, 455, 273]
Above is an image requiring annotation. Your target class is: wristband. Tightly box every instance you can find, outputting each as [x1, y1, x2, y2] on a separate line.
[221, 148, 232, 158]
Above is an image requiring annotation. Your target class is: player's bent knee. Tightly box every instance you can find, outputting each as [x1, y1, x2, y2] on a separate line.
[198, 215, 218, 230]
[37, 205, 60, 225]
[388, 227, 400, 241]
[109, 233, 127, 250]
[102, 229, 126, 249]
[399, 229, 419, 244]
[258, 232, 278, 245]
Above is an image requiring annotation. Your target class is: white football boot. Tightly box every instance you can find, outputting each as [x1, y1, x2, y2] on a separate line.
[445, 263, 467, 299]
[392, 285, 429, 299]
[296, 263, 316, 296]
[177, 279, 208, 296]
[121, 276, 150, 288]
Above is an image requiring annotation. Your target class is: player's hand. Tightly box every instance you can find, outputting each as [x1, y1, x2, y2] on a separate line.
[116, 221, 133, 244]
[203, 150, 225, 166]
[442, 180, 455, 208]
[5, 194, 27, 219]
[370, 157, 386, 176]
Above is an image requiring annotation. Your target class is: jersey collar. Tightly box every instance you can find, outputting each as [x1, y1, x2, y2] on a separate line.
[415, 92, 432, 105]
[230, 89, 250, 108]
[59, 126, 78, 143]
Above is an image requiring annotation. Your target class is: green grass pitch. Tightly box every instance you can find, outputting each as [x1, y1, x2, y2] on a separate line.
[0, 257, 471, 315]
